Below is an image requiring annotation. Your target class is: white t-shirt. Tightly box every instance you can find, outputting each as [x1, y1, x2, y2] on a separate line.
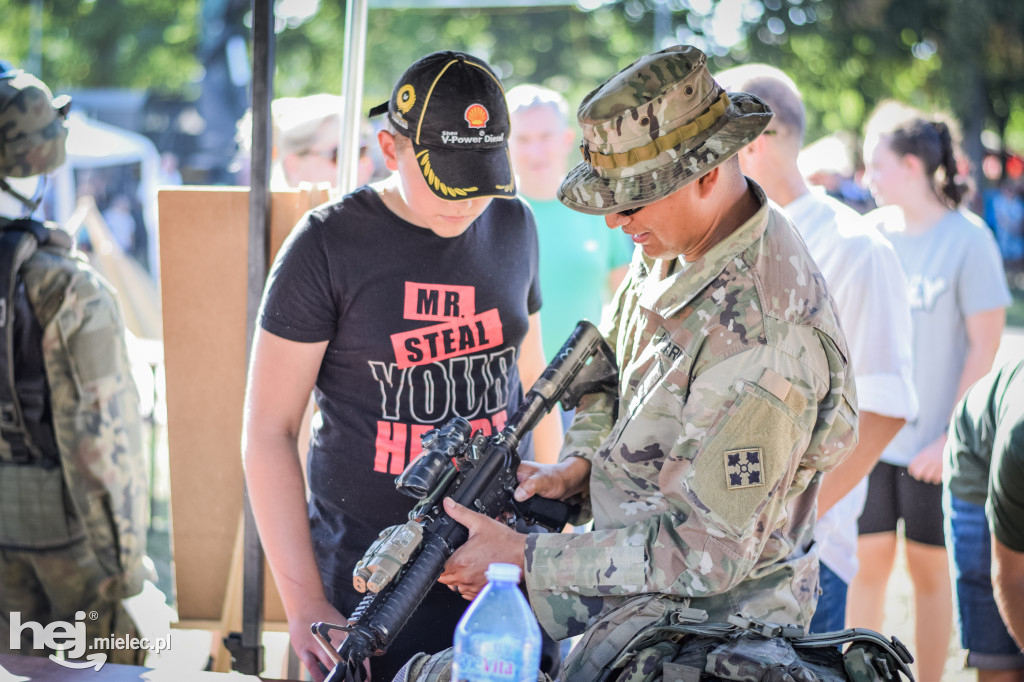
[869, 205, 1011, 468]
[783, 190, 918, 583]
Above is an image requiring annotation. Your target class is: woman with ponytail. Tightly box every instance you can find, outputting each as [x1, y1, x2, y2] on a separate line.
[848, 101, 1011, 681]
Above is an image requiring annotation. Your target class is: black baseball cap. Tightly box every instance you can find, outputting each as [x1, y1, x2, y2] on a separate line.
[369, 51, 516, 201]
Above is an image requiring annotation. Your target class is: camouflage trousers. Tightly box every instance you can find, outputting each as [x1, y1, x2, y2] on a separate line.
[0, 540, 144, 665]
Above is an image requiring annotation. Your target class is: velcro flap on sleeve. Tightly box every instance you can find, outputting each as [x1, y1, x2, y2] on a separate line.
[758, 368, 807, 415]
[688, 382, 803, 538]
[531, 533, 647, 591]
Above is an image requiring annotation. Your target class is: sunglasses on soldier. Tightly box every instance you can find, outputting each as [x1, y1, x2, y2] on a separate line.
[617, 204, 646, 217]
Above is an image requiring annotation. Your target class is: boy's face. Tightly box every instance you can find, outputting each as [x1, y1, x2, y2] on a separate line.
[379, 129, 494, 238]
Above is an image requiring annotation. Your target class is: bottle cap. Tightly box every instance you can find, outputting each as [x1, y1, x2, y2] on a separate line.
[486, 562, 521, 583]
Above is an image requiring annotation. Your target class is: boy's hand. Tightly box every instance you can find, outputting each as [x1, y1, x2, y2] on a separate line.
[438, 497, 527, 600]
[514, 455, 591, 502]
[289, 600, 368, 682]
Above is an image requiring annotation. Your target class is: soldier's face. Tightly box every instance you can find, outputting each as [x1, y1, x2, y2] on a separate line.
[604, 179, 708, 261]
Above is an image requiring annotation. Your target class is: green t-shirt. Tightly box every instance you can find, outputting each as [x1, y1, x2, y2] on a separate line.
[526, 198, 635, 360]
[945, 359, 1024, 552]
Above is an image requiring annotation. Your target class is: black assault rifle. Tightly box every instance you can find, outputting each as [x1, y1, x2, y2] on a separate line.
[311, 320, 618, 682]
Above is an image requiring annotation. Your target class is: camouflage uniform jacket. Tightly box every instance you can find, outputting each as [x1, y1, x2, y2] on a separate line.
[0, 220, 148, 600]
[524, 185, 858, 645]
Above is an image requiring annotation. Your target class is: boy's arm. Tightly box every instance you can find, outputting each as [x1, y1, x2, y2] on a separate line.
[517, 312, 563, 464]
[909, 307, 1004, 483]
[817, 237, 914, 516]
[241, 328, 342, 681]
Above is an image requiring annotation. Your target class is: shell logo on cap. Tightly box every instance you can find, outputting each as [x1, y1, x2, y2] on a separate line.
[464, 103, 488, 129]
[397, 85, 416, 114]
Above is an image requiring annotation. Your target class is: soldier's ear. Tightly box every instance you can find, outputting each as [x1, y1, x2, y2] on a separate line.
[695, 165, 720, 198]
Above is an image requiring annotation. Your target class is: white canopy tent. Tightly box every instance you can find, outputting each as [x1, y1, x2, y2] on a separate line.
[51, 111, 162, 276]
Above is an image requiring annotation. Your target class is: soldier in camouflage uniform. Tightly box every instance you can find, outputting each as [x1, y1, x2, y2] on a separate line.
[0, 70, 150, 664]
[397, 45, 861, 682]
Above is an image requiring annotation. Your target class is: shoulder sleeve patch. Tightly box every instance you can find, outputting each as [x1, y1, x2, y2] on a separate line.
[688, 381, 807, 538]
[724, 448, 764, 489]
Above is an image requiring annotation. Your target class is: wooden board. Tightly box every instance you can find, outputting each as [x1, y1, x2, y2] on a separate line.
[158, 185, 331, 627]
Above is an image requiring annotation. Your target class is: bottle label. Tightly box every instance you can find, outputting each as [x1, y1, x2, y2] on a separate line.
[455, 651, 517, 679]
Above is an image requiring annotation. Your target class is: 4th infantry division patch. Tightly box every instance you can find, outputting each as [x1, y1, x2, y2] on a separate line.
[725, 448, 764, 489]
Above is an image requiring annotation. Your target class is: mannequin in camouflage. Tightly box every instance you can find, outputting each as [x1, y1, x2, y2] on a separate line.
[397, 45, 865, 682]
[0, 70, 150, 665]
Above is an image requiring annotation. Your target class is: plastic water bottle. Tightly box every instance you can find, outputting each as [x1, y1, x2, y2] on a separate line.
[452, 562, 541, 682]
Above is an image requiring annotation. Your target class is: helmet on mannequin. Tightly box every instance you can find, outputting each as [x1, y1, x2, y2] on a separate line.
[0, 70, 71, 211]
[0, 70, 72, 179]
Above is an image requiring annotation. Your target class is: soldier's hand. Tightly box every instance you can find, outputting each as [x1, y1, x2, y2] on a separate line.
[439, 497, 526, 600]
[514, 455, 591, 503]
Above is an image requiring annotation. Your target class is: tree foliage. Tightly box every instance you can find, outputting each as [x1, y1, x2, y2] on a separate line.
[0, 0, 202, 94]
[727, 0, 1024, 175]
[273, 3, 657, 121]
[2, 0, 1022, 181]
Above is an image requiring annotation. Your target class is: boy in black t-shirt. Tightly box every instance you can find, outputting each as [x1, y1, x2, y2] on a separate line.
[242, 52, 562, 681]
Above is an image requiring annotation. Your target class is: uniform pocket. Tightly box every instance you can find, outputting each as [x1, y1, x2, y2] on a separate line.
[557, 545, 647, 591]
[0, 463, 83, 549]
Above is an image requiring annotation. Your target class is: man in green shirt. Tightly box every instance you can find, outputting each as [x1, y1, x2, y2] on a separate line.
[944, 359, 1024, 681]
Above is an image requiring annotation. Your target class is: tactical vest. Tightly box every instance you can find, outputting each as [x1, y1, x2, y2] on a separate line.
[0, 217, 149, 599]
[1, 219, 64, 460]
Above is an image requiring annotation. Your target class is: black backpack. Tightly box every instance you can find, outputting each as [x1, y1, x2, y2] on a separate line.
[0, 218, 71, 464]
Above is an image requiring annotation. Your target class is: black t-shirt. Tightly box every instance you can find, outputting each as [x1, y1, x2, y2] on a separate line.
[258, 185, 541, 603]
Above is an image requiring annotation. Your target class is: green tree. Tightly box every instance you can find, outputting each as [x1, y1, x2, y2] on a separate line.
[729, 0, 1024, 188]
[274, 3, 657, 118]
[0, 0, 202, 94]
[5, 0, 1022, 190]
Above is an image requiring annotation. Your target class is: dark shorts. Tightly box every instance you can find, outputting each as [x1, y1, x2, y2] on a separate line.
[944, 492, 1024, 670]
[858, 461, 945, 546]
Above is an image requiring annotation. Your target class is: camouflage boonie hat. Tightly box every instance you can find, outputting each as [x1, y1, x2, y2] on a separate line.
[558, 45, 773, 215]
[0, 70, 71, 179]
